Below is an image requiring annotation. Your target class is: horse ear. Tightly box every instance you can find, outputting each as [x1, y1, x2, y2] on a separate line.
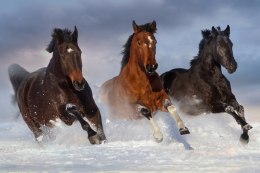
[211, 26, 218, 37]
[132, 20, 141, 33]
[224, 25, 230, 37]
[54, 28, 63, 44]
[150, 20, 157, 33]
[72, 26, 78, 42]
[201, 30, 210, 39]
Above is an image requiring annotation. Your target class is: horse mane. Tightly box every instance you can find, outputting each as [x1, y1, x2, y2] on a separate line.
[121, 34, 134, 70]
[121, 23, 157, 71]
[46, 28, 73, 53]
[190, 29, 212, 66]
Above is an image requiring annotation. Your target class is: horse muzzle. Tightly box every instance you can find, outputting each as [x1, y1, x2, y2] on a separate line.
[72, 78, 86, 91]
[146, 63, 158, 75]
[227, 61, 237, 74]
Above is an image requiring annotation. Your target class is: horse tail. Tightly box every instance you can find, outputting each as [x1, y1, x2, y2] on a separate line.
[8, 64, 29, 104]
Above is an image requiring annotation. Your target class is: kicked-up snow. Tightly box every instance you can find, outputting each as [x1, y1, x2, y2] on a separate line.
[0, 97, 260, 172]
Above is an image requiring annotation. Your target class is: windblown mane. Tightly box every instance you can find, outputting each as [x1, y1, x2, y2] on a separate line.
[46, 28, 73, 53]
[190, 29, 211, 66]
[190, 26, 225, 67]
[121, 23, 157, 71]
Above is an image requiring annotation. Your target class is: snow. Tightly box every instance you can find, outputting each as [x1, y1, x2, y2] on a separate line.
[1, 95, 260, 172]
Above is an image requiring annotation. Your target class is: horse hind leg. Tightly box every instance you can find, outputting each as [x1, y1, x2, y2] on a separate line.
[137, 105, 163, 143]
[22, 113, 43, 142]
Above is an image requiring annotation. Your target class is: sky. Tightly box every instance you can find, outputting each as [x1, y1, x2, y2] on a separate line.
[0, 0, 259, 119]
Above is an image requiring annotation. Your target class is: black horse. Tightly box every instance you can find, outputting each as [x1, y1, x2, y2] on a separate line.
[161, 25, 252, 143]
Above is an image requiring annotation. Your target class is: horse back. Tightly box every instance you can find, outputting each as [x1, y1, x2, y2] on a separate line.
[100, 76, 118, 104]
[16, 67, 56, 124]
[160, 68, 188, 94]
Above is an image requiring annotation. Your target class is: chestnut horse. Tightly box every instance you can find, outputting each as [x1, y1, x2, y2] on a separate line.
[8, 27, 106, 144]
[160, 26, 252, 143]
[101, 21, 189, 143]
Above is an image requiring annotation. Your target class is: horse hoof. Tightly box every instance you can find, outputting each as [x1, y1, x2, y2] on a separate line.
[153, 132, 163, 143]
[179, 127, 190, 135]
[240, 133, 249, 144]
[88, 134, 102, 145]
[88, 133, 108, 145]
[101, 139, 108, 144]
[243, 124, 253, 131]
[99, 134, 108, 144]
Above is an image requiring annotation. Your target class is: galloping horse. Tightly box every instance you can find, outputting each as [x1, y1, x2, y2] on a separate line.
[160, 26, 252, 143]
[101, 21, 189, 143]
[8, 27, 106, 144]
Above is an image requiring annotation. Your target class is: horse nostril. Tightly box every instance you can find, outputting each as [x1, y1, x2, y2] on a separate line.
[146, 64, 158, 74]
[72, 80, 86, 91]
[146, 64, 151, 70]
[153, 63, 158, 70]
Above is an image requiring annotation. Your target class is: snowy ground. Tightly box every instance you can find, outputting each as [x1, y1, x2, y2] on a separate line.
[0, 90, 260, 173]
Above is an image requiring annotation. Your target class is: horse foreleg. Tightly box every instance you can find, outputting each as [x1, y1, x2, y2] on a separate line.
[150, 117, 163, 143]
[164, 100, 190, 135]
[137, 105, 163, 142]
[66, 104, 99, 144]
[168, 105, 190, 135]
[224, 104, 253, 143]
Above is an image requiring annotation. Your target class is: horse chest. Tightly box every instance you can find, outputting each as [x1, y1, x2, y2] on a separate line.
[136, 85, 161, 108]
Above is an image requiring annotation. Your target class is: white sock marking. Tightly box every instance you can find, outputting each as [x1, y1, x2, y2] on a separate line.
[167, 105, 185, 129]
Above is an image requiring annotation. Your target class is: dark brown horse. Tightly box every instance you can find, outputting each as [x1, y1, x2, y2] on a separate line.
[8, 27, 106, 144]
[101, 21, 189, 143]
[160, 26, 252, 143]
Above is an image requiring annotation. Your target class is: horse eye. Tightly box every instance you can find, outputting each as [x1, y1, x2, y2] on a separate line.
[137, 41, 141, 46]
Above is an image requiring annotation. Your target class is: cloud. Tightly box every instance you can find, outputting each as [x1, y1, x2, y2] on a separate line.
[0, 0, 260, 106]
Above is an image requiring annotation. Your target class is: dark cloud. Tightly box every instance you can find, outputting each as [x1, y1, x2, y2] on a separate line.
[0, 0, 260, 105]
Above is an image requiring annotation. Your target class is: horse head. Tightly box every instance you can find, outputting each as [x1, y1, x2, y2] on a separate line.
[47, 26, 86, 91]
[210, 25, 237, 73]
[132, 20, 158, 75]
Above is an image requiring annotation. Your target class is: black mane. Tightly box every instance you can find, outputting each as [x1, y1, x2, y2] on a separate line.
[46, 28, 73, 53]
[190, 38, 207, 66]
[190, 27, 227, 66]
[121, 23, 157, 71]
[190, 29, 212, 66]
[121, 34, 134, 70]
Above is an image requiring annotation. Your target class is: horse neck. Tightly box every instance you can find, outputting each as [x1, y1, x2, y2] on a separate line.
[121, 46, 163, 91]
[124, 47, 146, 78]
[198, 44, 222, 74]
[46, 51, 66, 80]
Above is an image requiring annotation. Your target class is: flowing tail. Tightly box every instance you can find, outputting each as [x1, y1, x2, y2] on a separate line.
[8, 64, 29, 103]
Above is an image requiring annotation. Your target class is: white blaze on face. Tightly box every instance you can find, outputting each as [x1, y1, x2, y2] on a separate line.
[148, 36, 153, 48]
[67, 48, 74, 53]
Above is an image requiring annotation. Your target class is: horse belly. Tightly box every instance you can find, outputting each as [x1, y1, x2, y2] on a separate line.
[170, 73, 193, 100]
[166, 72, 209, 115]
[176, 95, 209, 115]
[101, 78, 142, 119]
